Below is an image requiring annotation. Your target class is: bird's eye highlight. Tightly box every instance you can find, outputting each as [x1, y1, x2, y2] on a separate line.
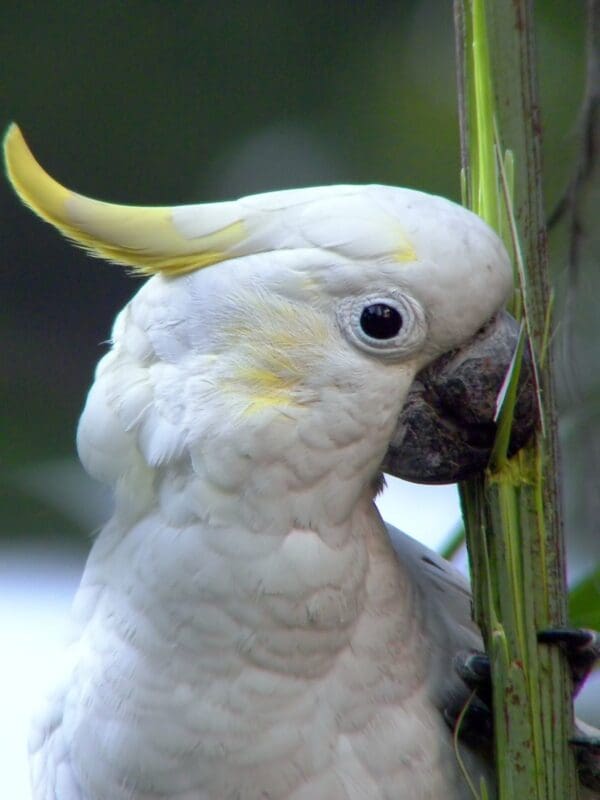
[360, 303, 403, 340]
[338, 291, 427, 359]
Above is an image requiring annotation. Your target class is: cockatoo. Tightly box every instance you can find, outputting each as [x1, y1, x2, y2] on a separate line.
[5, 124, 582, 800]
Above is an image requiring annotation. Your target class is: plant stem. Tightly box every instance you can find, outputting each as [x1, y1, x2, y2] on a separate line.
[453, 1, 579, 798]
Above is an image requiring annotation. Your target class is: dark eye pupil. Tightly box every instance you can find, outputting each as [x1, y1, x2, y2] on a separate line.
[360, 303, 403, 339]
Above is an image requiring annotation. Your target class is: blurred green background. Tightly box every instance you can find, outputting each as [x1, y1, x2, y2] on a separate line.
[1, 1, 598, 589]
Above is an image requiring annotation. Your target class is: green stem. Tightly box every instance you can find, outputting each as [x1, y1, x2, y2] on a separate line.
[453, 1, 579, 798]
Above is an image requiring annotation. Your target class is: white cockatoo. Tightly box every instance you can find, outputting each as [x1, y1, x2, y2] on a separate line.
[4, 124, 560, 800]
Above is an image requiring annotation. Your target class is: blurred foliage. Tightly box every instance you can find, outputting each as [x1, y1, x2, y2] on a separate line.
[570, 567, 600, 630]
[1, 0, 597, 595]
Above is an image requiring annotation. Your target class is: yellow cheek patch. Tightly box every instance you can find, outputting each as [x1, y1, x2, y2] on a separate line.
[236, 366, 299, 396]
[222, 294, 330, 355]
[240, 368, 300, 414]
[220, 367, 301, 415]
[234, 356, 303, 408]
[217, 293, 329, 415]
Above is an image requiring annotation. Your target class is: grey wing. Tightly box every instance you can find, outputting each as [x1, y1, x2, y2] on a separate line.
[384, 522, 483, 714]
[386, 523, 600, 798]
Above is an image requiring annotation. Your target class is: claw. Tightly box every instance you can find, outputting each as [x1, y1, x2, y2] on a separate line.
[539, 631, 600, 791]
[449, 636, 600, 791]
[538, 627, 600, 694]
[571, 735, 600, 753]
[443, 696, 494, 749]
[444, 651, 494, 749]
[455, 652, 491, 683]
[454, 651, 492, 710]
[538, 627, 599, 650]
[571, 733, 600, 792]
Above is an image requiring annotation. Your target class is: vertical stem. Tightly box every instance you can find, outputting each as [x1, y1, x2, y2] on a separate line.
[454, 1, 579, 798]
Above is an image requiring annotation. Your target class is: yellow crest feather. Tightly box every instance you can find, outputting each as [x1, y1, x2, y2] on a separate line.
[3, 124, 245, 276]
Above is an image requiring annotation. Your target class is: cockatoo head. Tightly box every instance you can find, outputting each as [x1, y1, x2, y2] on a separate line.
[4, 125, 533, 525]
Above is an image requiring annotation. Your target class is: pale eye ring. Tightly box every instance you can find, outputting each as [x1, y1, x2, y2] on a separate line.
[338, 291, 427, 359]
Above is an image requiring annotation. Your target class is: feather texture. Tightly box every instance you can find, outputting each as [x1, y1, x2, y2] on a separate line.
[4, 136, 520, 798]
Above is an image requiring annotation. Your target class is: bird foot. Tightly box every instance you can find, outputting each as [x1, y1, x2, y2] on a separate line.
[571, 734, 600, 792]
[443, 650, 494, 749]
[447, 628, 600, 792]
[538, 627, 600, 695]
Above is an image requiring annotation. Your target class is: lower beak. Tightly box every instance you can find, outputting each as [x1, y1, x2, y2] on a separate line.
[382, 310, 536, 484]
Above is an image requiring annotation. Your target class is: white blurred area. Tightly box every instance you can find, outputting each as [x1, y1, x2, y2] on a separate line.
[2, 463, 598, 799]
[0, 547, 84, 800]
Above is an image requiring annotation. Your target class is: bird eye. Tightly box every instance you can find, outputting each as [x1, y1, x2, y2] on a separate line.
[360, 303, 403, 340]
[338, 291, 427, 359]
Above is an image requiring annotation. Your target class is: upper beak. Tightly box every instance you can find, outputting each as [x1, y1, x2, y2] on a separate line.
[382, 311, 536, 484]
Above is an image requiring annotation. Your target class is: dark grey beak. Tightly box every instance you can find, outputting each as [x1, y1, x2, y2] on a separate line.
[382, 311, 536, 484]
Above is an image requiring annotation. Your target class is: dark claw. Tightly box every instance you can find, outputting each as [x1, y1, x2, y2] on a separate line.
[454, 651, 492, 710]
[571, 735, 600, 792]
[538, 627, 600, 695]
[448, 635, 600, 791]
[455, 652, 492, 682]
[443, 696, 494, 749]
[538, 627, 598, 649]
[571, 735, 600, 753]
[444, 651, 494, 749]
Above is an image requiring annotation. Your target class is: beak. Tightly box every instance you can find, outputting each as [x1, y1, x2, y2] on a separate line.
[382, 311, 536, 484]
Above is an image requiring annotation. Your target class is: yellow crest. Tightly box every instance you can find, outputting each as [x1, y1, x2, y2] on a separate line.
[3, 124, 245, 276]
